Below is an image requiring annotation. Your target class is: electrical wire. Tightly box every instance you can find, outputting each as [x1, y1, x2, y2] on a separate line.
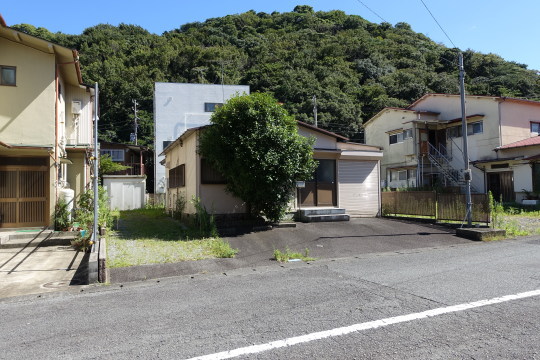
[419, 0, 458, 49]
[354, 0, 388, 23]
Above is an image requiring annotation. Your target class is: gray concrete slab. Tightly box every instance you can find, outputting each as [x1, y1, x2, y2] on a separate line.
[0, 244, 86, 299]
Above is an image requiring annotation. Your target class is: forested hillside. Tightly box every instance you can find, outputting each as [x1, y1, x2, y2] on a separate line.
[13, 5, 540, 146]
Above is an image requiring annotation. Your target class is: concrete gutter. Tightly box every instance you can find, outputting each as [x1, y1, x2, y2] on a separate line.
[98, 237, 109, 283]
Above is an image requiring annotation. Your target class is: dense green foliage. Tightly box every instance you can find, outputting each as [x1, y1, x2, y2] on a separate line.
[199, 93, 317, 221]
[99, 154, 131, 178]
[12, 6, 540, 144]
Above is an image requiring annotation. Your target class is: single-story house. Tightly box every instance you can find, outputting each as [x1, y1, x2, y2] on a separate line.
[161, 121, 383, 218]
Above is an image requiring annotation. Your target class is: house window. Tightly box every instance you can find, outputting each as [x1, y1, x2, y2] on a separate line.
[531, 122, 540, 135]
[201, 158, 227, 184]
[169, 164, 185, 188]
[468, 121, 483, 135]
[389, 132, 403, 145]
[100, 149, 125, 162]
[390, 169, 413, 181]
[447, 121, 483, 138]
[204, 103, 223, 112]
[389, 129, 412, 145]
[0, 66, 16, 86]
[163, 140, 173, 151]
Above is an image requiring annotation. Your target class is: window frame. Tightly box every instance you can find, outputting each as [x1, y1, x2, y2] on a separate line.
[168, 164, 185, 188]
[531, 122, 540, 135]
[0, 65, 16, 86]
[100, 149, 125, 162]
[447, 120, 483, 138]
[468, 121, 483, 135]
[389, 129, 412, 145]
[403, 128, 413, 140]
[204, 102, 223, 113]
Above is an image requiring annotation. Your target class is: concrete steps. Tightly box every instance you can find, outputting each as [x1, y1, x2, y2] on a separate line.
[0, 230, 77, 249]
[297, 208, 350, 223]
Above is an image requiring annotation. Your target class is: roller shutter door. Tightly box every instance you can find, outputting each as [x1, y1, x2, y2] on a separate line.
[338, 160, 380, 217]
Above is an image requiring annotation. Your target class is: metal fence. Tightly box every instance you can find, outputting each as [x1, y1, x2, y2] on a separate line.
[382, 191, 490, 224]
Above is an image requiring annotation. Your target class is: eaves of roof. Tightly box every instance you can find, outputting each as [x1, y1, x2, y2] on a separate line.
[0, 14, 83, 86]
[362, 108, 439, 128]
[297, 121, 349, 141]
[496, 135, 540, 150]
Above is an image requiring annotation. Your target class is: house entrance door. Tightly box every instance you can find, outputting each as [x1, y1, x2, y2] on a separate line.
[487, 171, 514, 202]
[299, 159, 337, 207]
[419, 129, 429, 155]
[0, 160, 48, 228]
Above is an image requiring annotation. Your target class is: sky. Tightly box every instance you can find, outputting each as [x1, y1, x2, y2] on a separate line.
[2, 0, 540, 71]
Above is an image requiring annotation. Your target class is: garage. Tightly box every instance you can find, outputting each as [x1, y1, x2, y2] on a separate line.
[338, 160, 380, 217]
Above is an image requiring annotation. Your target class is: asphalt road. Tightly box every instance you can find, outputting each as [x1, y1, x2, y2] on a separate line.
[1, 236, 539, 359]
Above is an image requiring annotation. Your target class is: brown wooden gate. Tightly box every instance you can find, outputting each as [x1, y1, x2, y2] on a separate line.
[0, 166, 48, 228]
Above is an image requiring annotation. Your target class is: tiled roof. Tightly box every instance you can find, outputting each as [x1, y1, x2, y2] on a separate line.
[496, 136, 540, 150]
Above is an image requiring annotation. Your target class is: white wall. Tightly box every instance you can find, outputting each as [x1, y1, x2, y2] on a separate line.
[103, 176, 146, 210]
[154, 83, 249, 193]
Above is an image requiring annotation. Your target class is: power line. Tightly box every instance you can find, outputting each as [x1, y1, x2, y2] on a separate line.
[419, 0, 458, 49]
[354, 0, 388, 23]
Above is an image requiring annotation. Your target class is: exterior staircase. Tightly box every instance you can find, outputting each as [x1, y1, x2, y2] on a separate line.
[427, 143, 480, 193]
[297, 208, 350, 222]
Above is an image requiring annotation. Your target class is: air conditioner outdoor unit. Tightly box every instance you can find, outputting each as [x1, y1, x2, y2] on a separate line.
[71, 100, 82, 114]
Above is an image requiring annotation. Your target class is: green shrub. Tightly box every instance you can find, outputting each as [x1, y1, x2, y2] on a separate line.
[173, 194, 186, 220]
[191, 196, 218, 238]
[54, 197, 71, 231]
[74, 186, 111, 234]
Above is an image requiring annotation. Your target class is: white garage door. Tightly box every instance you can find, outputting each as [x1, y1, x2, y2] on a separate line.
[338, 160, 380, 217]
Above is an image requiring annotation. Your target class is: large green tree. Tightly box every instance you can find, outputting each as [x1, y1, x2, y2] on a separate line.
[199, 93, 317, 222]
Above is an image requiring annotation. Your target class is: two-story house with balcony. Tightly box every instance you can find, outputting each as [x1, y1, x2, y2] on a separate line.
[0, 15, 95, 228]
[364, 94, 540, 202]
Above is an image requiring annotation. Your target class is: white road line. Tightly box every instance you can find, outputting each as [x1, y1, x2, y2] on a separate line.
[186, 289, 540, 360]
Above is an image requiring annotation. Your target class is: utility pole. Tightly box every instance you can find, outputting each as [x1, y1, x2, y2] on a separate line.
[92, 82, 99, 242]
[459, 52, 473, 227]
[132, 99, 139, 145]
[312, 95, 318, 127]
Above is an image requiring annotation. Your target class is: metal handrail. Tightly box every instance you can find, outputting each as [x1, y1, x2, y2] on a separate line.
[427, 143, 461, 184]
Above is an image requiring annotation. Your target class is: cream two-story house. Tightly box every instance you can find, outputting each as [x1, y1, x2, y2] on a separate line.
[364, 94, 540, 202]
[0, 15, 95, 228]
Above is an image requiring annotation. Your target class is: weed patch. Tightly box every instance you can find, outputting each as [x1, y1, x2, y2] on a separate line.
[273, 247, 315, 262]
[107, 208, 237, 268]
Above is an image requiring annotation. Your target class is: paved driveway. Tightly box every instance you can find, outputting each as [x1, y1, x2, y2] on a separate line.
[111, 218, 473, 283]
[226, 217, 470, 264]
[0, 237, 86, 299]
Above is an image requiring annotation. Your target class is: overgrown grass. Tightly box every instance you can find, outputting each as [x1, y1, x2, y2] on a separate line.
[490, 196, 540, 237]
[273, 247, 315, 263]
[107, 208, 237, 268]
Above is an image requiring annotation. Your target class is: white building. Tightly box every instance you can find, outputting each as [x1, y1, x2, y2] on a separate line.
[153, 83, 249, 193]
